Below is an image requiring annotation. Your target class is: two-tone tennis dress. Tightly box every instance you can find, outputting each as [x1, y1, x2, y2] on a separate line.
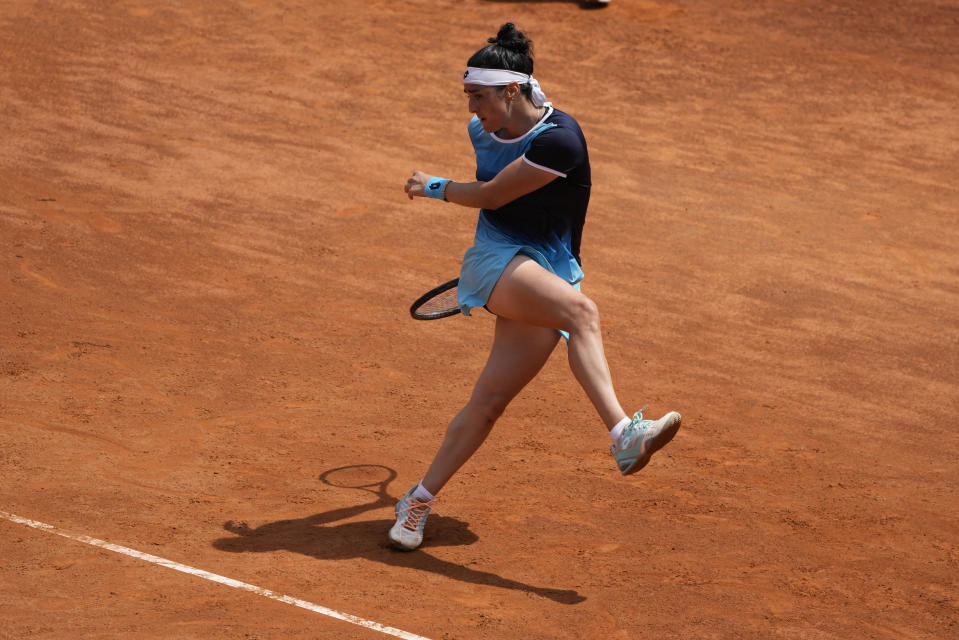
[458, 105, 592, 316]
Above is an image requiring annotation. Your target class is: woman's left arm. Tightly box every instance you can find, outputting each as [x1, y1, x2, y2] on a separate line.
[405, 155, 556, 209]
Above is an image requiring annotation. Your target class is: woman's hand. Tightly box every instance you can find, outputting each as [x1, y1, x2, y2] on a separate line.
[404, 171, 431, 200]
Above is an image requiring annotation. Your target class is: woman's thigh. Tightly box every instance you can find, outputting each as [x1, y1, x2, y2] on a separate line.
[470, 314, 560, 412]
[486, 255, 588, 332]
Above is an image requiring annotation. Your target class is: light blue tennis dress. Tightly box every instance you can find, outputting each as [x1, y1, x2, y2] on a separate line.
[458, 105, 592, 320]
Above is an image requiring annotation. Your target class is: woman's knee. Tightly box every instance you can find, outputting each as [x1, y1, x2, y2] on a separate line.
[568, 294, 601, 333]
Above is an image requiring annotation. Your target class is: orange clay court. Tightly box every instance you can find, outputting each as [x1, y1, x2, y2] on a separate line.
[1, 1, 957, 638]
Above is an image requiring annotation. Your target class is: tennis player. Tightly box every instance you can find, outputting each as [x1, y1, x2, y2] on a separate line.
[392, 23, 680, 551]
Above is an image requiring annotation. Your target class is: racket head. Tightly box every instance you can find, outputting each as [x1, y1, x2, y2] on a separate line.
[319, 464, 397, 491]
[410, 278, 461, 320]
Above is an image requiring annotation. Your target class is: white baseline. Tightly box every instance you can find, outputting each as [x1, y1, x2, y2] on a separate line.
[0, 510, 432, 640]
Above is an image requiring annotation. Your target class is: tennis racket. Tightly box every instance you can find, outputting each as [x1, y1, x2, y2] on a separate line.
[410, 277, 461, 320]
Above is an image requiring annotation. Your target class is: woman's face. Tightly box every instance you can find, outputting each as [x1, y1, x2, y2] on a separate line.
[464, 84, 509, 132]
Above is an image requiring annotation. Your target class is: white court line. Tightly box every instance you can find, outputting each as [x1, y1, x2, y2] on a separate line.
[1, 511, 431, 640]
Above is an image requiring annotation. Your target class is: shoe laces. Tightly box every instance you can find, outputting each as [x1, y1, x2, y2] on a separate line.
[399, 497, 438, 531]
[632, 404, 649, 423]
[616, 405, 650, 450]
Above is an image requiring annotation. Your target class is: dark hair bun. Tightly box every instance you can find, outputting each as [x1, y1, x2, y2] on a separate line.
[488, 22, 532, 56]
[468, 22, 534, 74]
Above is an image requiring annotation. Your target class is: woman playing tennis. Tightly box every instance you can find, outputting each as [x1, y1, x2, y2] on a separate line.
[392, 23, 681, 551]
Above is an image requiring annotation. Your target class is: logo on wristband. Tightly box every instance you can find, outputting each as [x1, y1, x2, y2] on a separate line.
[429, 182, 441, 190]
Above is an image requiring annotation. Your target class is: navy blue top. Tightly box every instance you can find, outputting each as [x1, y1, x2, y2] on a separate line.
[469, 107, 591, 264]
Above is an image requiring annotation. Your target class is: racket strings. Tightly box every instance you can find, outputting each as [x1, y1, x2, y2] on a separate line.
[416, 287, 459, 314]
[410, 278, 461, 320]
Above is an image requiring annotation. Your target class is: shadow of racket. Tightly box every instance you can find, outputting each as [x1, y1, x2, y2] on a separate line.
[319, 464, 397, 507]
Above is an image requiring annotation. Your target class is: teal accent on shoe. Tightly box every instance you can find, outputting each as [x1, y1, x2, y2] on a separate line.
[610, 405, 682, 476]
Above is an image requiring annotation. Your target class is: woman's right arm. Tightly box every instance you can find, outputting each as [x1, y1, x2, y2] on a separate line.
[405, 155, 557, 209]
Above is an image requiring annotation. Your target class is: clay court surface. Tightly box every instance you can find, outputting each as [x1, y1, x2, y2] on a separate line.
[2, 0, 958, 637]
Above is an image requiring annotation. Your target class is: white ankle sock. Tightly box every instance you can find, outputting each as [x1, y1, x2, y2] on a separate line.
[411, 482, 435, 502]
[609, 416, 631, 445]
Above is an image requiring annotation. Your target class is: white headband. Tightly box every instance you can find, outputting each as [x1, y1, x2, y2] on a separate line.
[462, 66, 548, 107]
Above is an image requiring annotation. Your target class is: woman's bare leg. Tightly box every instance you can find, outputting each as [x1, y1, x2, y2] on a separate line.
[420, 316, 559, 495]
[486, 255, 628, 430]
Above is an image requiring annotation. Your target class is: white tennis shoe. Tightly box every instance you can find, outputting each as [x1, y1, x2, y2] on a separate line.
[611, 406, 681, 475]
[388, 487, 438, 551]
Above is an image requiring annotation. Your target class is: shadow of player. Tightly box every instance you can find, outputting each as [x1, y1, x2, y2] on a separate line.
[212, 466, 585, 605]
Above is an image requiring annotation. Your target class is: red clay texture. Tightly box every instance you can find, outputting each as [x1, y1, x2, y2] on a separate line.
[1, 1, 957, 638]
